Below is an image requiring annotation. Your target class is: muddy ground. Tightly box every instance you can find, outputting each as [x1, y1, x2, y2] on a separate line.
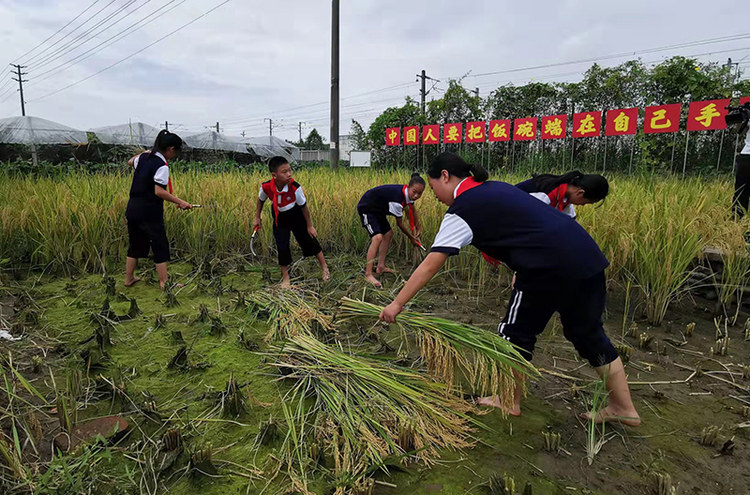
[1, 253, 749, 495]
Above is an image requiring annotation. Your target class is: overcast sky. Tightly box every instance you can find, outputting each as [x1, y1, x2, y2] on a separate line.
[0, 0, 748, 142]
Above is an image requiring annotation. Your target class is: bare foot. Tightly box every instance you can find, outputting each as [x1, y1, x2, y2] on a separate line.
[580, 406, 641, 427]
[376, 266, 395, 275]
[365, 274, 382, 288]
[322, 267, 330, 282]
[281, 278, 292, 289]
[124, 277, 141, 288]
[477, 395, 521, 416]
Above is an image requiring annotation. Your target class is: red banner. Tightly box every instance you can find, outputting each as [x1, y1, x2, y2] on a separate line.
[422, 125, 439, 145]
[488, 120, 511, 142]
[741, 96, 750, 105]
[513, 118, 537, 141]
[605, 108, 638, 136]
[541, 114, 567, 140]
[572, 111, 602, 138]
[687, 99, 730, 131]
[385, 127, 400, 146]
[644, 104, 680, 134]
[465, 121, 486, 143]
[443, 123, 463, 144]
[404, 126, 419, 145]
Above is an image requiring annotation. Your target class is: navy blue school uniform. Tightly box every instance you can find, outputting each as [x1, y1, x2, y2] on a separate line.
[356, 184, 413, 237]
[125, 152, 171, 264]
[430, 178, 618, 367]
[258, 179, 322, 266]
[516, 178, 576, 218]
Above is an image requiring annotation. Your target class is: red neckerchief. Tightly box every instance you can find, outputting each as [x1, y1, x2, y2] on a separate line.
[401, 185, 416, 232]
[454, 177, 510, 271]
[547, 184, 568, 212]
[263, 178, 294, 226]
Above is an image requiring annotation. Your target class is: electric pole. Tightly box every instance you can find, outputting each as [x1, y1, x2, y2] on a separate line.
[298, 122, 306, 144]
[165, 121, 169, 131]
[472, 88, 479, 97]
[416, 70, 437, 170]
[216, 122, 220, 133]
[264, 118, 274, 137]
[416, 70, 439, 114]
[10, 64, 28, 116]
[330, 0, 340, 170]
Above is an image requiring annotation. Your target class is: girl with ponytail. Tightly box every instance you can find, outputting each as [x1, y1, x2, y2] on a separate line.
[124, 130, 193, 290]
[380, 152, 639, 427]
[516, 171, 609, 219]
[356, 173, 425, 287]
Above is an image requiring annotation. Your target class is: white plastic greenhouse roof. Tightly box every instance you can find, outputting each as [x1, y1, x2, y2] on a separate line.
[182, 131, 250, 153]
[0, 116, 87, 144]
[92, 122, 160, 146]
[243, 135, 299, 162]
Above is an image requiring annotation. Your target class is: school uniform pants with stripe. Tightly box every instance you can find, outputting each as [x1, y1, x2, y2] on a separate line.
[498, 271, 619, 368]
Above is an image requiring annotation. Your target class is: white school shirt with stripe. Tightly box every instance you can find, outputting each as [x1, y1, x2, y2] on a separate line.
[528, 192, 576, 219]
[134, 152, 169, 186]
[258, 183, 307, 213]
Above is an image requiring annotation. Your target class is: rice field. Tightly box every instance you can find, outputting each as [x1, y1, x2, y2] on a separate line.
[1, 166, 750, 494]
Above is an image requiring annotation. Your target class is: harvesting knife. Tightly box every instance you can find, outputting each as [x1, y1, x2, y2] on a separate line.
[250, 226, 260, 257]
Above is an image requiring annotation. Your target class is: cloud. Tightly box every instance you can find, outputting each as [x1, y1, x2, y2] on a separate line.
[0, 0, 746, 142]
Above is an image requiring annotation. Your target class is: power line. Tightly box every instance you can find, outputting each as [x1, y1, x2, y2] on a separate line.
[29, 0, 234, 103]
[14, 0, 103, 64]
[23, 0, 119, 67]
[452, 33, 750, 80]
[28, 0, 147, 71]
[27, 0, 187, 86]
[217, 81, 414, 126]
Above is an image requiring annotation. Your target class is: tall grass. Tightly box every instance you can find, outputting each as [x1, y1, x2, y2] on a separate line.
[0, 168, 747, 320]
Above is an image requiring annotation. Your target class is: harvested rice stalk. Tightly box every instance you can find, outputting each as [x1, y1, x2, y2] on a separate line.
[542, 431, 561, 453]
[127, 298, 141, 319]
[712, 335, 730, 356]
[339, 298, 538, 405]
[626, 322, 638, 338]
[638, 333, 653, 350]
[615, 344, 633, 362]
[197, 304, 210, 323]
[190, 444, 217, 476]
[649, 471, 674, 495]
[272, 334, 485, 470]
[489, 472, 516, 495]
[700, 426, 720, 447]
[685, 322, 695, 338]
[209, 315, 226, 336]
[247, 287, 333, 342]
[220, 371, 247, 418]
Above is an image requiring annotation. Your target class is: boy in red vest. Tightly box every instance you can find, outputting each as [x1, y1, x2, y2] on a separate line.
[252, 156, 330, 288]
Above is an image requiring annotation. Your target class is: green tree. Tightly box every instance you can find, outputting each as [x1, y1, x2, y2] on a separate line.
[350, 120, 369, 151]
[304, 129, 327, 150]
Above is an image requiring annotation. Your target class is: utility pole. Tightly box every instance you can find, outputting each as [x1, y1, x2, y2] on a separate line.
[416, 70, 437, 170]
[164, 121, 169, 131]
[264, 118, 273, 137]
[472, 88, 479, 97]
[10, 64, 28, 116]
[330, 0, 340, 170]
[216, 122, 220, 133]
[298, 122, 306, 144]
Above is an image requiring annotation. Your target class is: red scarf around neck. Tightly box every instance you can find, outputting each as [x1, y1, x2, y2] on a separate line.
[547, 184, 568, 212]
[402, 185, 416, 232]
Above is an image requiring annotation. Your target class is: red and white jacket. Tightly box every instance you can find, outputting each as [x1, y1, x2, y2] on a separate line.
[259, 180, 307, 224]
